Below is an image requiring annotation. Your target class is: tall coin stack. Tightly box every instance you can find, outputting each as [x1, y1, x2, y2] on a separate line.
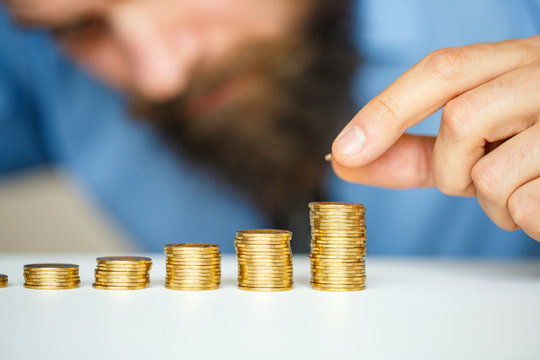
[235, 229, 293, 291]
[0, 274, 8, 288]
[23, 264, 80, 290]
[93, 256, 152, 290]
[165, 243, 221, 290]
[309, 202, 367, 291]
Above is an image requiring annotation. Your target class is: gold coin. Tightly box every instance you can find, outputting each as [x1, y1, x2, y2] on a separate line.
[165, 284, 219, 291]
[165, 243, 219, 249]
[93, 281, 149, 287]
[24, 273, 80, 277]
[166, 280, 220, 286]
[165, 261, 221, 266]
[95, 266, 151, 273]
[238, 264, 293, 271]
[95, 268, 150, 274]
[92, 283, 147, 290]
[97, 256, 152, 262]
[96, 262, 151, 267]
[236, 252, 291, 258]
[24, 284, 79, 290]
[165, 255, 221, 262]
[309, 201, 364, 207]
[238, 276, 293, 281]
[166, 275, 221, 281]
[24, 281, 80, 287]
[165, 250, 220, 256]
[166, 269, 221, 275]
[237, 229, 291, 235]
[24, 267, 79, 272]
[24, 263, 79, 270]
[311, 285, 365, 292]
[94, 276, 149, 282]
[166, 275, 221, 280]
[238, 285, 292, 292]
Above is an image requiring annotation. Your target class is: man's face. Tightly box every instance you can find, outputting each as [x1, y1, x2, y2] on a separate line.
[7, 0, 356, 219]
[7, 0, 310, 105]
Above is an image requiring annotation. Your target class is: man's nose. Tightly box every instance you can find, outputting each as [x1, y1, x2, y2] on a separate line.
[108, 2, 202, 101]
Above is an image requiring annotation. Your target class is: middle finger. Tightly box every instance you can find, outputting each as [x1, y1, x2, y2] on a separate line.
[433, 61, 540, 197]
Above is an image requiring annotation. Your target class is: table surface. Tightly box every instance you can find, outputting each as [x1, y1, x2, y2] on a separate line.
[0, 254, 539, 360]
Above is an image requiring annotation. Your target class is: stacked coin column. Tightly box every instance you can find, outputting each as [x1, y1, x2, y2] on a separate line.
[23, 264, 80, 290]
[0, 274, 7, 288]
[164, 243, 221, 290]
[309, 202, 367, 291]
[235, 229, 293, 291]
[93, 256, 152, 290]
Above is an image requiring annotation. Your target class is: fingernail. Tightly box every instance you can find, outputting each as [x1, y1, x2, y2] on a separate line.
[335, 126, 366, 157]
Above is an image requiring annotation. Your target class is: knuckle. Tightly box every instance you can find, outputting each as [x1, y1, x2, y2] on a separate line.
[370, 96, 400, 128]
[441, 97, 475, 139]
[508, 190, 540, 239]
[421, 47, 466, 77]
[471, 158, 501, 200]
[435, 177, 467, 196]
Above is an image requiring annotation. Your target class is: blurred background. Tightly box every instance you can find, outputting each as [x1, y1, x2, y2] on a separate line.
[0, 169, 134, 252]
[1, 0, 539, 256]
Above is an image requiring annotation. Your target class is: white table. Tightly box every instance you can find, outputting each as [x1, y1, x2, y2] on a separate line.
[0, 254, 539, 360]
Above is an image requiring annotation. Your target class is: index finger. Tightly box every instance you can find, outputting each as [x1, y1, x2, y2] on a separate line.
[331, 37, 539, 168]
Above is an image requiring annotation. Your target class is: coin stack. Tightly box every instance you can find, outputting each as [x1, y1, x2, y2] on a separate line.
[164, 243, 221, 290]
[23, 264, 80, 290]
[93, 256, 152, 290]
[309, 202, 367, 291]
[235, 229, 293, 291]
[0, 274, 7, 288]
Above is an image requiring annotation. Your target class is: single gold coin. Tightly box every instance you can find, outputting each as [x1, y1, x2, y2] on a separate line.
[92, 283, 148, 290]
[24, 263, 79, 270]
[238, 285, 292, 292]
[165, 243, 219, 249]
[24, 284, 79, 290]
[165, 284, 219, 291]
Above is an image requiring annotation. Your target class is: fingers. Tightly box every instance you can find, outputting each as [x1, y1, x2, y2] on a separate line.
[332, 134, 435, 188]
[332, 36, 540, 168]
[474, 123, 540, 230]
[508, 177, 540, 241]
[433, 61, 540, 197]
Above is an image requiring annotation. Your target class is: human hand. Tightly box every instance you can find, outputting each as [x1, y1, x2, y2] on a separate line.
[331, 36, 540, 241]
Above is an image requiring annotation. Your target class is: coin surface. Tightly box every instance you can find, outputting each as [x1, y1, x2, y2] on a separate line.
[93, 256, 152, 290]
[0, 274, 8, 288]
[164, 243, 221, 291]
[23, 264, 80, 290]
[235, 229, 293, 291]
[309, 202, 367, 292]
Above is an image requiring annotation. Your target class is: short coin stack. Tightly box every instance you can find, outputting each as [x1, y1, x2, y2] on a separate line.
[165, 243, 221, 290]
[309, 202, 367, 291]
[23, 264, 80, 290]
[93, 256, 152, 290]
[0, 274, 8, 288]
[235, 229, 293, 291]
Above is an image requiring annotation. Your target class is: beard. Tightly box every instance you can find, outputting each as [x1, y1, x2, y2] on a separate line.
[131, 3, 357, 250]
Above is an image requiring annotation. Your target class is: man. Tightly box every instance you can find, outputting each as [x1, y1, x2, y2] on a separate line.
[0, 0, 538, 255]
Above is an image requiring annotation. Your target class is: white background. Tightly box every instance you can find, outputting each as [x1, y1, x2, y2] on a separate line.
[1, 254, 539, 360]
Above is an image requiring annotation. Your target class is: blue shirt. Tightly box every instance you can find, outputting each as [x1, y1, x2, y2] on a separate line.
[1, 0, 539, 256]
